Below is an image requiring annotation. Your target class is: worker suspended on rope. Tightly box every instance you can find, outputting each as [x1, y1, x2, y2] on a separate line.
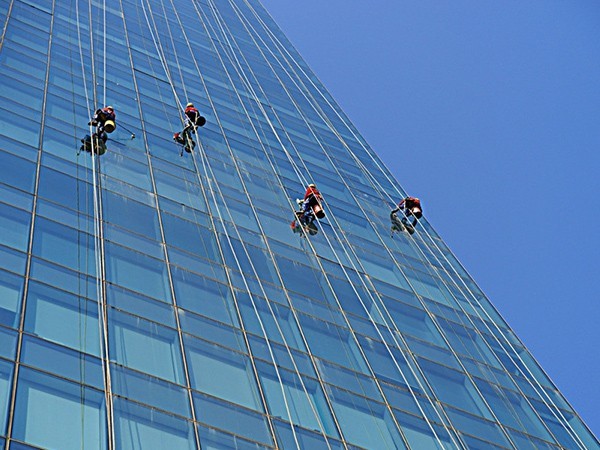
[173, 131, 196, 153]
[291, 184, 324, 236]
[392, 196, 422, 235]
[81, 105, 115, 156]
[390, 208, 405, 236]
[80, 132, 107, 155]
[184, 102, 206, 129]
[89, 105, 116, 134]
[173, 102, 206, 154]
[300, 183, 325, 224]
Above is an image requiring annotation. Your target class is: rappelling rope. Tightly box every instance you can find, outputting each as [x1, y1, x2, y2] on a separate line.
[69, 0, 93, 445]
[102, 0, 107, 105]
[112, 1, 209, 448]
[138, 0, 198, 154]
[76, 0, 115, 447]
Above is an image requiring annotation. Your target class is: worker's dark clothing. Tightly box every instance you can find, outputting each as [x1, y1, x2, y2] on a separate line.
[398, 197, 422, 227]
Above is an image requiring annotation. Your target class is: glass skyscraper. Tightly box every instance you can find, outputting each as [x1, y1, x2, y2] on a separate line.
[0, 0, 597, 448]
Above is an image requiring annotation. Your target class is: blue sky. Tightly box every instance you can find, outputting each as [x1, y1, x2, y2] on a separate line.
[261, 0, 600, 436]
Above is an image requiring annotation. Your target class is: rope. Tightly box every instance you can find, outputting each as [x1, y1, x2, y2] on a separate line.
[75, 0, 115, 447]
[408, 217, 586, 447]
[114, 0, 208, 447]
[69, 0, 92, 445]
[138, 0, 193, 157]
[102, 0, 107, 105]
[138, 0, 184, 114]
[154, 0, 190, 103]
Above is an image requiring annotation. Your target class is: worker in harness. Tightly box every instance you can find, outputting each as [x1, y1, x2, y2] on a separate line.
[173, 102, 206, 153]
[80, 132, 107, 155]
[300, 183, 324, 224]
[391, 196, 422, 234]
[184, 102, 206, 129]
[82, 106, 115, 155]
[89, 106, 116, 134]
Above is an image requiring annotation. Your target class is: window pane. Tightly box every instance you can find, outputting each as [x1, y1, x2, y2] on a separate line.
[0, 151, 37, 194]
[20, 335, 104, 389]
[193, 392, 273, 446]
[445, 406, 511, 448]
[104, 224, 164, 259]
[0, 202, 31, 252]
[37, 165, 94, 213]
[185, 337, 262, 411]
[32, 217, 95, 275]
[248, 336, 316, 377]
[274, 420, 344, 450]
[474, 378, 552, 441]
[0, 359, 13, 434]
[419, 359, 491, 419]
[0, 327, 17, 360]
[318, 360, 381, 401]
[102, 153, 151, 191]
[109, 309, 184, 384]
[28, 257, 96, 299]
[106, 285, 175, 327]
[154, 169, 206, 211]
[103, 191, 160, 240]
[180, 312, 246, 353]
[114, 398, 196, 450]
[386, 299, 446, 347]
[393, 410, 453, 450]
[111, 365, 191, 417]
[329, 387, 406, 450]
[298, 314, 369, 375]
[0, 270, 24, 328]
[171, 267, 238, 326]
[257, 361, 338, 437]
[239, 297, 305, 351]
[0, 245, 27, 275]
[198, 424, 272, 450]
[162, 213, 219, 262]
[12, 367, 106, 450]
[24, 282, 100, 356]
[105, 243, 170, 301]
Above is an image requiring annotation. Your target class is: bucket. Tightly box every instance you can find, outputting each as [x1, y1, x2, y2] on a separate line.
[313, 203, 325, 219]
[103, 119, 116, 133]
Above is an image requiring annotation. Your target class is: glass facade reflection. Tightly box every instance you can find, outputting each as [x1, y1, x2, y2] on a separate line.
[0, 0, 597, 448]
